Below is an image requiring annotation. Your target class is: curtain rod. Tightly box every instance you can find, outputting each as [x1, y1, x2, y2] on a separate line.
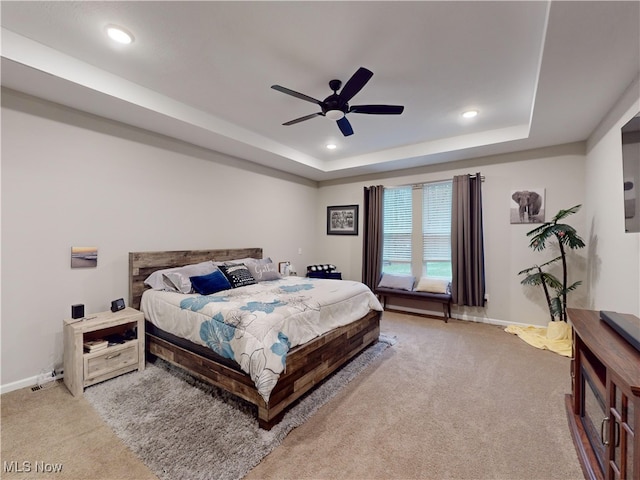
[387, 174, 485, 189]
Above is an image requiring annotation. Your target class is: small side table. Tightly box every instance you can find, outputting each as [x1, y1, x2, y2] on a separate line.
[63, 307, 145, 396]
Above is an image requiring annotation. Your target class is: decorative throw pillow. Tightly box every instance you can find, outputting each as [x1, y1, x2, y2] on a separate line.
[144, 261, 217, 291]
[246, 261, 281, 282]
[219, 264, 257, 288]
[162, 272, 193, 294]
[307, 264, 337, 272]
[190, 270, 232, 295]
[377, 273, 415, 291]
[415, 277, 450, 294]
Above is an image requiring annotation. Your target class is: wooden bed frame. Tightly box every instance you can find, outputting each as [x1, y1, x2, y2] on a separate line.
[128, 248, 381, 429]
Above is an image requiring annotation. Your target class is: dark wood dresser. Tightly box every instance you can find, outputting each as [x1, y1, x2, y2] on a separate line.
[566, 308, 640, 480]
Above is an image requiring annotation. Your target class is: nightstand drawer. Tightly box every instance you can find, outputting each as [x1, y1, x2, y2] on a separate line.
[84, 342, 138, 385]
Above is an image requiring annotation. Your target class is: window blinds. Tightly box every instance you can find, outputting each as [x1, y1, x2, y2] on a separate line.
[382, 186, 412, 269]
[422, 181, 452, 264]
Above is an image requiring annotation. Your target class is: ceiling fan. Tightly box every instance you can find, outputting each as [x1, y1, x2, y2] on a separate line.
[271, 67, 404, 137]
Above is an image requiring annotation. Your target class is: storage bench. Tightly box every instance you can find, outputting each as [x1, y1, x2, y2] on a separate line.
[375, 287, 452, 322]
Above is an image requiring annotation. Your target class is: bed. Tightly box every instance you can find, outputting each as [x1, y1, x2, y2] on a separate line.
[128, 248, 383, 429]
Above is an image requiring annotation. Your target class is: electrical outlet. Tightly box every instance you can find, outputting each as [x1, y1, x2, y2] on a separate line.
[484, 293, 490, 302]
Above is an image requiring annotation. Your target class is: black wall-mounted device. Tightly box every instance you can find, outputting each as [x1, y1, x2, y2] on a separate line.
[71, 304, 85, 319]
[111, 298, 125, 313]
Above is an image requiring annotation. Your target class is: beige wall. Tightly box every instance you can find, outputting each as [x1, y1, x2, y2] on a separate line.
[317, 144, 588, 327]
[1, 89, 319, 389]
[3, 78, 639, 391]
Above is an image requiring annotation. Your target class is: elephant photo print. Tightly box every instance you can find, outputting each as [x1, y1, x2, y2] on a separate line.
[511, 188, 545, 224]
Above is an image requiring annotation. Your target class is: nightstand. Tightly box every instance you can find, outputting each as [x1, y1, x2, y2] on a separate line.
[63, 307, 145, 396]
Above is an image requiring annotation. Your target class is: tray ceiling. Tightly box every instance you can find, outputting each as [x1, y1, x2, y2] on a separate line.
[1, 1, 639, 181]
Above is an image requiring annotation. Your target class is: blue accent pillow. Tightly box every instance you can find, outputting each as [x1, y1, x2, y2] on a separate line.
[190, 270, 232, 295]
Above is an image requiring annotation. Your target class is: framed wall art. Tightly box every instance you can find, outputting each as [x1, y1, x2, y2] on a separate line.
[327, 205, 359, 235]
[278, 261, 291, 276]
[510, 188, 545, 224]
[71, 246, 98, 268]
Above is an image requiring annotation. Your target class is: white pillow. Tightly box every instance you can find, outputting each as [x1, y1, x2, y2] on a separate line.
[377, 274, 415, 291]
[415, 277, 450, 294]
[144, 261, 217, 291]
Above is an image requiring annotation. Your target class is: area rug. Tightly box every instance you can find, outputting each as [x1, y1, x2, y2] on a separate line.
[85, 335, 396, 480]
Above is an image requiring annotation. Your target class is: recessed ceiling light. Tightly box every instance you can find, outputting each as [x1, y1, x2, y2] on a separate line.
[326, 144, 337, 150]
[462, 110, 478, 119]
[106, 25, 134, 45]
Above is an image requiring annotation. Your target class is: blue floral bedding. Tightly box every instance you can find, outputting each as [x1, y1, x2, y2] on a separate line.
[141, 277, 382, 402]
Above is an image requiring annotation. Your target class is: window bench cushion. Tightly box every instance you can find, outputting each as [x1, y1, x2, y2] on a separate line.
[377, 273, 415, 291]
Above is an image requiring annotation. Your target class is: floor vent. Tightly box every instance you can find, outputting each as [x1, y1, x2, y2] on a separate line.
[31, 380, 60, 392]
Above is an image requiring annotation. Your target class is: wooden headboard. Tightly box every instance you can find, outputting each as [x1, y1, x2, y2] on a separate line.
[128, 247, 263, 310]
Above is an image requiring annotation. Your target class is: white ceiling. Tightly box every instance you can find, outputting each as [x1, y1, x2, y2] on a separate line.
[1, 1, 639, 181]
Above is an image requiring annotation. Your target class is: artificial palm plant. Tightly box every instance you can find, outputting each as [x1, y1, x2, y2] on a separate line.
[518, 205, 585, 322]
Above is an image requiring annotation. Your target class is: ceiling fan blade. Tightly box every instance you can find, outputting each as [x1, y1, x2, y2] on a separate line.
[336, 116, 354, 137]
[349, 105, 405, 115]
[338, 67, 373, 103]
[283, 112, 323, 125]
[271, 85, 322, 105]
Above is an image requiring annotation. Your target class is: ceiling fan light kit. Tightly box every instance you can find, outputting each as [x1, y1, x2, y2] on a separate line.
[271, 67, 404, 137]
[325, 110, 344, 121]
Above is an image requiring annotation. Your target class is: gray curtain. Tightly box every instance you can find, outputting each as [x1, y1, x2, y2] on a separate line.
[451, 173, 486, 307]
[362, 185, 384, 290]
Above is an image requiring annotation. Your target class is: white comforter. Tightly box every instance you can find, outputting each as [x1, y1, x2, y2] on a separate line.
[141, 277, 382, 402]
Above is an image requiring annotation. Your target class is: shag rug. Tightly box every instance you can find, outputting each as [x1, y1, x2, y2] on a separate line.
[85, 335, 395, 480]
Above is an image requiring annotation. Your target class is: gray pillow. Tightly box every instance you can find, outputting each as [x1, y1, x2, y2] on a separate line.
[144, 261, 217, 291]
[162, 272, 193, 294]
[223, 257, 271, 266]
[377, 273, 415, 291]
[246, 261, 282, 282]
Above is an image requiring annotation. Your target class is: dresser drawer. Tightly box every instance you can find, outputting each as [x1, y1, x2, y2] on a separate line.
[84, 342, 138, 386]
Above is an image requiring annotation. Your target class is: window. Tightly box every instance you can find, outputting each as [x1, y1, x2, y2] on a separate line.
[382, 186, 412, 274]
[382, 181, 452, 279]
[422, 181, 452, 278]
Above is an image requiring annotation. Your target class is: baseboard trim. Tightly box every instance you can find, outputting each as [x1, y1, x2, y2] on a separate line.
[383, 304, 537, 329]
[1, 373, 64, 395]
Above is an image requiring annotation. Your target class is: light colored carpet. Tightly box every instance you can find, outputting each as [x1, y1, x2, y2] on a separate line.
[83, 335, 395, 480]
[1, 312, 585, 480]
[246, 312, 585, 480]
[0, 380, 157, 480]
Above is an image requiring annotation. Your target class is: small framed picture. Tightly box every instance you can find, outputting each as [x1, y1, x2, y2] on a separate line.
[327, 205, 359, 235]
[71, 246, 98, 268]
[278, 261, 291, 275]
